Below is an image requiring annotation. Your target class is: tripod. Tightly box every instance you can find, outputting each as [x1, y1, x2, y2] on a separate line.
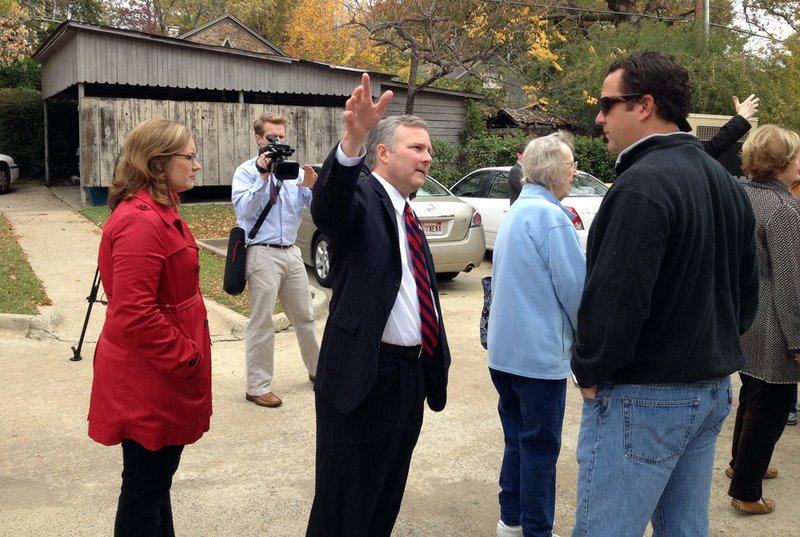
[70, 266, 107, 362]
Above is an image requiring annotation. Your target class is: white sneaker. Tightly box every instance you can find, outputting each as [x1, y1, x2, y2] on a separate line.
[497, 520, 523, 537]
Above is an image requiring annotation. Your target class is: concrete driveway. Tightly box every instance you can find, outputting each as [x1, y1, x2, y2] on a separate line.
[1, 185, 798, 536]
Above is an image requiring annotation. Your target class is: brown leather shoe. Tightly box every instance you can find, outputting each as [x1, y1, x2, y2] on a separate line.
[245, 392, 282, 407]
[308, 374, 316, 383]
[731, 497, 776, 514]
[725, 466, 778, 479]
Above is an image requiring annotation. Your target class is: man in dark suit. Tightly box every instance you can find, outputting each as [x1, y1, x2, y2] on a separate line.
[305, 73, 451, 537]
[508, 142, 527, 205]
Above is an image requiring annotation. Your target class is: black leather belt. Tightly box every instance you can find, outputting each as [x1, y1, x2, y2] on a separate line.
[379, 342, 423, 359]
[252, 243, 293, 249]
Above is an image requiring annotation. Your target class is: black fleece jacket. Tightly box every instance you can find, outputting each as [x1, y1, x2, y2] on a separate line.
[571, 133, 759, 387]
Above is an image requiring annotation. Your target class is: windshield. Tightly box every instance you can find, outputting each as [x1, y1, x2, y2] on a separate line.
[570, 172, 609, 197]
[415, 176, 450, 197]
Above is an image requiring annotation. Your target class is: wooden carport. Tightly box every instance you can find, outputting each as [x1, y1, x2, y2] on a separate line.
[33, 18, 479, 205]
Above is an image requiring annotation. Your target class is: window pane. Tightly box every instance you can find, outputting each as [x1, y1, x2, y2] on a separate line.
[451, 171, 492, 197]
[570, 172, 609, 197]
[488, 174, 509, 199]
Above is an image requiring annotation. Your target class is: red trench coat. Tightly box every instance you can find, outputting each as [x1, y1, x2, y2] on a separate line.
[88, 191, 212, 451]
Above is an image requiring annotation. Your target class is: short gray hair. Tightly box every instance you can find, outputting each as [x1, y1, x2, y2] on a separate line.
[521, 131, 575, 188]
[365, 115, 429, 169]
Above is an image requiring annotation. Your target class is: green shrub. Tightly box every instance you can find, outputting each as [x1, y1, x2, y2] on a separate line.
[573, 136, 617, 183]
[430, 139, 463, 188]
[0, 88, 43, 178]
[0, 88, 78, 180]
[462, 133, 528, 173]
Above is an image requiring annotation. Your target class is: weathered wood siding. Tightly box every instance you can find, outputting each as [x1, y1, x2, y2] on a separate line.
[384, 89, 468, 143]
[79, 97, 344, 187]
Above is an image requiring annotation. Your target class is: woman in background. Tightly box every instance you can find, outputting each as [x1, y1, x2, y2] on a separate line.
[88, 118, 211, 536]
[488, 132, 585, 537]
[728, 124, 800, 515]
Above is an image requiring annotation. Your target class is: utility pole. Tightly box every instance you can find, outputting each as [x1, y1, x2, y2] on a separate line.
[695, 0, 710, 41]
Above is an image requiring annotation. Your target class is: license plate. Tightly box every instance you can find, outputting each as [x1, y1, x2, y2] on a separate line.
[422, 221, 443, 235]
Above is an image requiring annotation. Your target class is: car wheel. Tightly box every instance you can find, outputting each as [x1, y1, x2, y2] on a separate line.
[0, 166, 9, 195]
[312, 233, 332, 288]
[437, 272, 458, 281]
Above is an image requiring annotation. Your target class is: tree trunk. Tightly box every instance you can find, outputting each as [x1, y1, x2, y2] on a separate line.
[405, 52, 419, 115]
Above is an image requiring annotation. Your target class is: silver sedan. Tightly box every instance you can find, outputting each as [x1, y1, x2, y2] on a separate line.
[296, 174, 486, 287]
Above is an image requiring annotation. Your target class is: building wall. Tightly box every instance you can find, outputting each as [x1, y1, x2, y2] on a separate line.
[79, 97, 345, 188]
[384, 89, 468, 143]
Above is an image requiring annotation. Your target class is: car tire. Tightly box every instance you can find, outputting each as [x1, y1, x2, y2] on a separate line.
[312, 233, 332, 288]
[0, 165, 9, 195]
[437, 272, 458, 281]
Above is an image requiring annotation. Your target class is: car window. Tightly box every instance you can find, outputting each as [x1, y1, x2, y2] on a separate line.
[570, 172, 609, 197]
[415, 176, 450, 197]
[488, 172, 509, 199]
[451, 171, 493, 197]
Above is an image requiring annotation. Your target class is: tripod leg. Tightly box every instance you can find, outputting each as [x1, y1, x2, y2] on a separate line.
[70, 266, 102, 362]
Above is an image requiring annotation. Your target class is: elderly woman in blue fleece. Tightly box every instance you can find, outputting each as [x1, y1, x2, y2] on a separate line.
[488, 131, 586, 537]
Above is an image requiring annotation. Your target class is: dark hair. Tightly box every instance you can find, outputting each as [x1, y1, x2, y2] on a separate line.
[608, 51, 692, 130]
[515, 143, 527, 155]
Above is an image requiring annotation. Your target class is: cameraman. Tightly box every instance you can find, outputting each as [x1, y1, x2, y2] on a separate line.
[231, 112, 319, 408]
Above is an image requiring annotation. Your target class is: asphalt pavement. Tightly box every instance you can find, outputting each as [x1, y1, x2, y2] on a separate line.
[1, 184, 799, 536]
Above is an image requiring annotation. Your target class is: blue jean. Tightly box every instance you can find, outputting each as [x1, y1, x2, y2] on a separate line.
[490, 368, 566, 537]
[572, 376, 732, 537]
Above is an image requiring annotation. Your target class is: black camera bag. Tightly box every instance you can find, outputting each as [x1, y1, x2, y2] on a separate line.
[222, 181, 282, 296]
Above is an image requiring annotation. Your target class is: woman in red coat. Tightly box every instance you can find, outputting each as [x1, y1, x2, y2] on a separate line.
[88, 118, 211, 537]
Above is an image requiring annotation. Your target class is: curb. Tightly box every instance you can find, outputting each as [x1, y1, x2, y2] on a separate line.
[0, 308, 62, 340]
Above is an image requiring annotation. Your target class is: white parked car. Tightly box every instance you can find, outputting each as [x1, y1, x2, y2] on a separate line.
[449, 166, 609, 250]
[296, 172, 486, 287]
[0, 153, 19, 195]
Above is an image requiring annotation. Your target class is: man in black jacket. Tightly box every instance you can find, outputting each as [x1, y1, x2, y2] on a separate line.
[570, 52, 759, 536]
[305, 73, 450, 537]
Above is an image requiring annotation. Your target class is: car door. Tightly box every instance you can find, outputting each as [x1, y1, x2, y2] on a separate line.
[483, 171, 511, 249]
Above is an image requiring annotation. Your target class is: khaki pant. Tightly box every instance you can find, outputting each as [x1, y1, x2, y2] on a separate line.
[244, 245, 319, 395]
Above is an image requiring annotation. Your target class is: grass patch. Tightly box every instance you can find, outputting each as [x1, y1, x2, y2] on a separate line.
[78, 202, 271, 317]
[0, 214, 51, 314]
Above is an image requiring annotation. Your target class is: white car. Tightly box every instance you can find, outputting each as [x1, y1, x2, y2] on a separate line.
[0, 153, 19, 195]
[296, 172, 486, 287]
[449, 166, 609, 250]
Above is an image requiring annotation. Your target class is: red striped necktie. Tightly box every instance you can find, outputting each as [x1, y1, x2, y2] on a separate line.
[404, 203, 439, 356]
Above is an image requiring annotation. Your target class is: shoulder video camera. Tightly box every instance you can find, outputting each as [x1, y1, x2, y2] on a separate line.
[256, 135, 300, 180]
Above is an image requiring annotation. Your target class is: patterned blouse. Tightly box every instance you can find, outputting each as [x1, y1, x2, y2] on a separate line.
[740, 178, 800, 383]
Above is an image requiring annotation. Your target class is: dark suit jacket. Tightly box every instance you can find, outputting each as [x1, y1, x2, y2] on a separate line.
[508, 161, 523, 205]
[311, 146, 451, 416]
[702, 115, 751, 159]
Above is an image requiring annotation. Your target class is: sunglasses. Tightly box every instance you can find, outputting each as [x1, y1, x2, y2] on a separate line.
[598, 93, 642, 115]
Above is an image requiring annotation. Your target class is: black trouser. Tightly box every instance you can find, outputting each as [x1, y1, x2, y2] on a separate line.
[728, 373, 795, 501]
[306, 347, 426, 537]
[115, 439, 184, 537]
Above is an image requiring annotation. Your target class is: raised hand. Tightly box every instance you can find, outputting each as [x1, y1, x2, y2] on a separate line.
[341, 73, 393, 158]
[296, 164, 318, 189]
[733, 94, 759, 121]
